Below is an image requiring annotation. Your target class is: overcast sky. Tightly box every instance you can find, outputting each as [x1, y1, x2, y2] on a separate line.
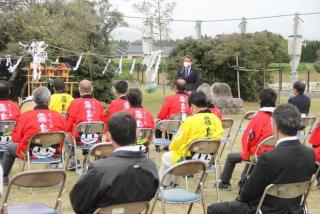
[109, 0, 320, 41]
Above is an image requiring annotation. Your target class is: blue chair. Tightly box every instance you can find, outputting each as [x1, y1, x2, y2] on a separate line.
[219, 118, 234, 159]
[22, 132, 65, 172]
[149, 160, 207, 214]
[1, 169, 66, 214]
[0, 121, 16, 153]
[297, 116, 316, 144]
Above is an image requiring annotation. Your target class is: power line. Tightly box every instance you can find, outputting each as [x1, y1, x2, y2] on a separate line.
[122, 11, 320, 23]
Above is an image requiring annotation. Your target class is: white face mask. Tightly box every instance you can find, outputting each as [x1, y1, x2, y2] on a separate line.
[183, 62, 191, 68]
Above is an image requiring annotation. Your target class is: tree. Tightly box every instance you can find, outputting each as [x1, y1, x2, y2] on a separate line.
[0, 0, 124, 102]
[132, 0, 177, 40]
[168, 32, 289, 100]
[314, 49, 320, 72]
[301, 40, 320, 63]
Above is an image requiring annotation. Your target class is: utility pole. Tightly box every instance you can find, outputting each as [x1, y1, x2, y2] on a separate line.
[193, 21, 202, 40]
[236, 53, 241, 98]
[239, 17, 247, 34]
[157, 0, 166, 98]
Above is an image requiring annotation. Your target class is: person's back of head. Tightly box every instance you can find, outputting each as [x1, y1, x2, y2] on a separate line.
[272, 104, 301, 138]
[108, 112, 136, 147]
[0, 80, 10, 99]
[188, 91, 207, 108]
[115, 80, 128, 95]
[53, 78, 66, 93]
[79, 80, 93, 96]
[33, 86, 51, 106]
[259, 88, 277, 108]
[175, 78, 186, 92]
[126, 88, 142, 107]
[293, 81, 306, 95]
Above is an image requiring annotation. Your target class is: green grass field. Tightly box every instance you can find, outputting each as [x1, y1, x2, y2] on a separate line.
[4, 88, 320, 213]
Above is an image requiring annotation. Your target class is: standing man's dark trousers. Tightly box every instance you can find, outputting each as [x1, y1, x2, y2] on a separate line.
[2, 143, 18, 179]
[207, 200, 251, 214]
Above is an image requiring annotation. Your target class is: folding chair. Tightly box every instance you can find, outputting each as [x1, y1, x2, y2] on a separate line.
[219, 118, 234, 159]
[149, 160, 207, 214]
[232, 111, 256, 149]
[21, 132, 65, 172]
[244, 135, 277, 177]
[83, 142, 113, 170]
[152, 120, 181, 155]
[137, 128, 153, 155]
[0, 121, 16, 153]
[188, 139, 221, 201]
[297, 116, 316, 144]
[20, 100, 36, 113]
[65, 121, 104, 174]
[93, 201, 150, 214]
[170, 112, 188, 122]
[1, 169, 66, 214]
[255, 180, 311, 214]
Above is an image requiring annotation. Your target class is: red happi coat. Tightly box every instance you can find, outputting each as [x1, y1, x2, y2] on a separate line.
[66, 97, 106, 140]
[12, 109, 66, 159]
[241, 108, 274, 161]
[126, 107, 155, 129]
[157, 93, 192, 120]
[0, 100, 20, 121]
[209, 107, 222, 121]
[309, 123, 320, 161]
[105, 96, 129, 125]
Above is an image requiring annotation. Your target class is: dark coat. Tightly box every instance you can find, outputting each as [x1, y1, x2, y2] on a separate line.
[288, 94, 311, 115]
[238, 139, 316, 214]
[176, 67, 200, 91]
[70, 150, 159, 214]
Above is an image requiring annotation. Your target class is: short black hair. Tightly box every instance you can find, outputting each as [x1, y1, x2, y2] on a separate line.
[53, 78, 65, 93]
[259, 88, 277, 107]
[175, 79, 186, 91]
[126, 88, 142, 106]
[0, 80, 10, 98]
[293, 81, 306, 95]
[188, 91, 208, 108]
[272, 104, 301, 136]
[108, 112, 137, 146]
[115, 80, 128, 94]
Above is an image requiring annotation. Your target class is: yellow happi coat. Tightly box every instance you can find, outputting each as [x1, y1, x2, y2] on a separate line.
[169, 111, 224, 163]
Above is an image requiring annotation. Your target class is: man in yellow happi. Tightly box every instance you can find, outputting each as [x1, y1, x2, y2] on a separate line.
[159, 91, 223, 186]
[49, 78, 73, 115]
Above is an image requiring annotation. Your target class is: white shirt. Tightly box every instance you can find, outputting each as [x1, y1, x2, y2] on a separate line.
[113, 145, 141, 153]
[276, 136, 298, 147]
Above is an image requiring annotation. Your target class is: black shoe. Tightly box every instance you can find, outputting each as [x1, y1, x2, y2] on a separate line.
[163, 147, 169, 151]
[217, 181, 231, 190]
[3, 176, 9, 186]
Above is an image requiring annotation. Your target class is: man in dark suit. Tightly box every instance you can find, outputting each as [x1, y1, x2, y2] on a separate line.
[70, 112, 159, 214]
[288, 81, 311, 115]
[176, 56, 200, 92]
[207, 104, 316, 214]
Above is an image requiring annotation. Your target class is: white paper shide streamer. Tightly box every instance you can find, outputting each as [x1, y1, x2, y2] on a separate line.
[129, 59, 136, 75]
[145, 50, 162, 84]
[19, 41, 48, 81]
[102, 59, 112, 75]
[117, 56, 123, 75]
[5, 56, 12, 67]
[8, 57, 22, 73]
[73, 54, 83, 71]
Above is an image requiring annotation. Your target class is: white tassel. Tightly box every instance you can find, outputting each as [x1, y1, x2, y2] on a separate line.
[118, 56, 123, 74]
[6, 56, 12, 67]
[129, 59, 136, 75]
[73, 54, 83, 71]
[102, 59, 111, 75]
[8, 57, 22, 73]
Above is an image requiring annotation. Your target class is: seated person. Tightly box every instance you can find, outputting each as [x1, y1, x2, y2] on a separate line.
[65, 80, 106, 169]
[2, 87, 66, 184]
[70, 112, 159, 214]
[159, 91, 223, 187]
[155, 79, 191, 150]
[309, 123, 320, 187]
[218, 88, 277, 189]
[105, 80, 130, 125]
[125, 88, 155, 149]
[288, 81, 310, 115]
[0, 80, 20, 122]
[208, 104, 316, 214]
[49, 78, 73, 115]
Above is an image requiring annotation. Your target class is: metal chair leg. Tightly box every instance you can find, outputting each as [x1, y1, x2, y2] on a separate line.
[149, 191, 159, 214]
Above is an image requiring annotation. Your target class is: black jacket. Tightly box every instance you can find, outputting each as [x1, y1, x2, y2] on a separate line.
[238, 139, 316, 214]
[70, 150, 159, 214]
[176, 67, 200, 91]
[288, 94, 311, 115]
